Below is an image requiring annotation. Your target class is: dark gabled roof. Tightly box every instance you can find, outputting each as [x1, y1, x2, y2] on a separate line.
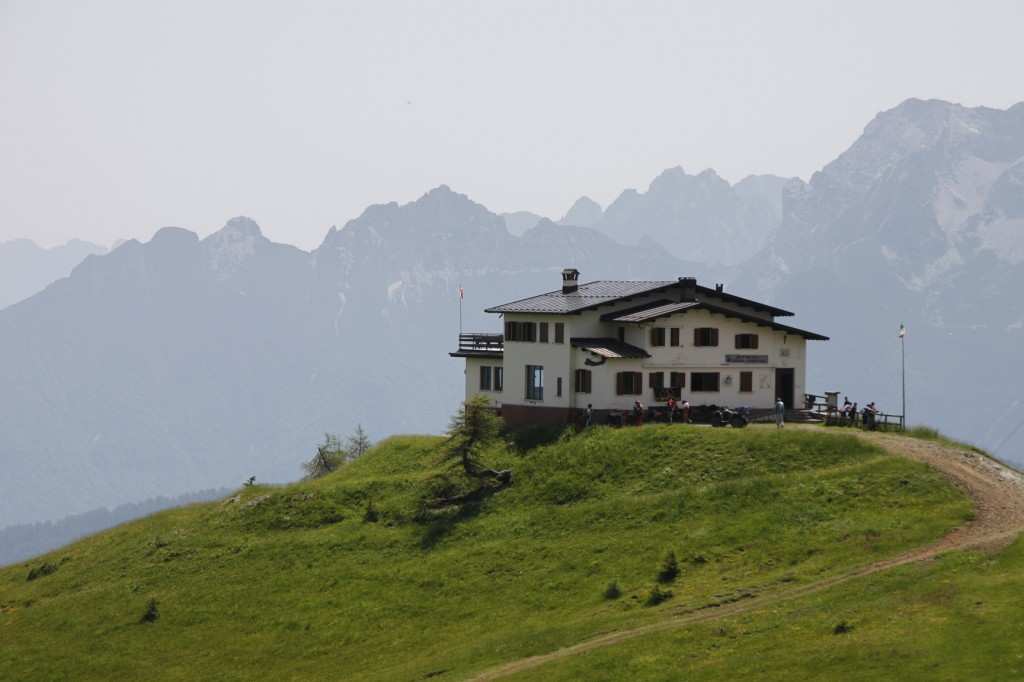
[484, 279, 795, 317]
[601, 298, 828, 340]
[485, 280, 673, 315]
[570, 337, 650, 359]
[698, 301, 828, 340]
[604, 300, 701, 323]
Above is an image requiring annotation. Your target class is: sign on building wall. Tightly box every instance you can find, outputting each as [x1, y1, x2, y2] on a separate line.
[724, 354, 769, 364]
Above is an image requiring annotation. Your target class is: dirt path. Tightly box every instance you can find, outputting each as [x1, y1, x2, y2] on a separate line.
[466, 431, 1024, 681]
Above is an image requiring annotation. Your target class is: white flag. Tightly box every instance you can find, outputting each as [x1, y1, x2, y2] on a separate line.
[898, 323, 906, 338]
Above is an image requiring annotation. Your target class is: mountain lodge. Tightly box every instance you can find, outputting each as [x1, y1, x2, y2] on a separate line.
[450, 270, 828, 427]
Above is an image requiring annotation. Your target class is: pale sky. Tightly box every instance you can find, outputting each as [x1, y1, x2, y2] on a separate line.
[2, 0, 1022, 249]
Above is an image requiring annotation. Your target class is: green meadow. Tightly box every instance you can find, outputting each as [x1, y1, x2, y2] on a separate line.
[0, 426, 972, 681]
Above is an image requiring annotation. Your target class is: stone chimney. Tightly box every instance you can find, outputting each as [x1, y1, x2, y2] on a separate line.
[678, 276, 697, 302]
[562, 268, 580, 293]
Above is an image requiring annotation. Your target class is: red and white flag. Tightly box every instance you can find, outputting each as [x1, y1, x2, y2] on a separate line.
[458, 286, 464, 300]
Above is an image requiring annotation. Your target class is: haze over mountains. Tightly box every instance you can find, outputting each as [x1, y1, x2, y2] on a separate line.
[0, 239, 107, 310]
[2, 98, 1022, 537]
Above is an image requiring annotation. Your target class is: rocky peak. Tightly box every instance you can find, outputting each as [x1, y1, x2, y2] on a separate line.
[559, 196, 603, 227]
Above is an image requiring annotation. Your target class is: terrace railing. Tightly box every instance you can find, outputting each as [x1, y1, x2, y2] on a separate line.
[458, 332, 504, 352]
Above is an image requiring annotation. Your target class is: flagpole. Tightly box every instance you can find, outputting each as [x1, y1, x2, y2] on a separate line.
[458, 284, 463, 335]
[900, 322, 906, 428]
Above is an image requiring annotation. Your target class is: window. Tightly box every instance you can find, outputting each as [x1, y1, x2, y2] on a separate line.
[670, 328, 680, 346]
[494, 367, 503, 392]
[649, 371, 665, 391]
[525, 365, 544, 400]
[670, 371, 685, 389]
[693, 327, 719, 347]
[556, 377, 563, 397]
[650, 327, 666, 347]
[479, 366, 492, 391]
[539, 322, 549, 343]
[617, 326, 626, 342]
[739, 371, 753, 393]
[504, 321, 537, 342]
[615, 371, 643, 395]
[554, 322, 565, 344]
[574, 368, 592, 393]
[735, 333, 759, 349]
[691, 372, 720, 392]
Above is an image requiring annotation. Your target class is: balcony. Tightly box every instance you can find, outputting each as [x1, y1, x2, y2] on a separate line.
[450, 332, 504, 358]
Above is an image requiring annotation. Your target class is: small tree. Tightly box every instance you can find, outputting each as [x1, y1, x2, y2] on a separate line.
[424, 397, 511, 509]
[345, 424, 372, 462]
[444, 395, 504, 478]
[302, 433, 344, 479]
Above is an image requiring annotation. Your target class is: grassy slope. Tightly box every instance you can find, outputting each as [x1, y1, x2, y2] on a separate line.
[515, 538, 1024, 681]
[0, 427, 970, 681]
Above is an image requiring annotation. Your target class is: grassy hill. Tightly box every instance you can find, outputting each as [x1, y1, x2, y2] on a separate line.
[0, 426, 973, 681]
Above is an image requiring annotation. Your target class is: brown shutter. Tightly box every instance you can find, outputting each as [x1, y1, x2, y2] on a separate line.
[711, 328, 719, 346]
[616, 372, 624, 395]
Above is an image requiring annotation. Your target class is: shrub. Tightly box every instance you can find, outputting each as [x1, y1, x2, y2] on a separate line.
[363, 498, 379, 523]
[26, 562, 57, 582]
[603, 581, 622, 600]
[645, 585, 673, 607]
[657, 551, 680, 583]
[140, 598, 159, 624]
[833, 620, 854, 635]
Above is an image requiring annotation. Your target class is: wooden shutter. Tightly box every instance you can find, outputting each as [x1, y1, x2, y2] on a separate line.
[616, 372, 625, 395]
[555, 322, 564, 344]
[710, 328, 719, 346]
[740, 371, 753, 392]
[670, 328, 679, 346]
[539, 322, 549, 343]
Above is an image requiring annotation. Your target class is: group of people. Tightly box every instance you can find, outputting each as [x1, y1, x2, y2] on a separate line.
[581, 398, 692, 428]
[839, 396, 881, 429]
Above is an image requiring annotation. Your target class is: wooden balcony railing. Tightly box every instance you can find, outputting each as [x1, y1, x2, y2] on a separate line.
[458, 332, 504, 352]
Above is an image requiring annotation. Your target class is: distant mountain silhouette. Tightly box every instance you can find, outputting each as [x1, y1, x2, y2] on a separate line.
[740, 98, 1024, 461]
[0, 238, 107, 309]
[575, 167, 791, 266]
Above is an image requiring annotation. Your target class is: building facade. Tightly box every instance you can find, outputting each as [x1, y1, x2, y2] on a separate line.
[450, 270, 828, 427]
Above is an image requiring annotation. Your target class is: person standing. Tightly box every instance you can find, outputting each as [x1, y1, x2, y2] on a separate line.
[666, 396, 677, 424]
[633, 400, 644, 426]
[775, 397, 786, 429]
[680, 399, 691, 424]
[584, 403, 593, 428]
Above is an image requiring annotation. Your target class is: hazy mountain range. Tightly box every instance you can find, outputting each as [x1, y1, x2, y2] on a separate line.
[0, 238, 107, 310]
[2, 98, 1022, 536]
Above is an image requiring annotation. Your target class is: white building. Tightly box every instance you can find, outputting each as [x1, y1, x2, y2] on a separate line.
[450, 270, 828, 427]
